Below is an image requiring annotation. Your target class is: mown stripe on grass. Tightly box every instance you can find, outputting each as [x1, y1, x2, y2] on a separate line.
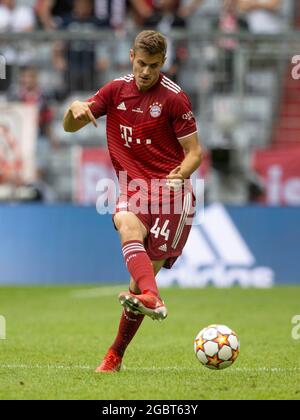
[0, 364, 299, 373]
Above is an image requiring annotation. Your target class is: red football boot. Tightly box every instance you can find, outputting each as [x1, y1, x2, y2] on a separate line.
[118, 291, 168, 321]
[95, 348, 122, 373]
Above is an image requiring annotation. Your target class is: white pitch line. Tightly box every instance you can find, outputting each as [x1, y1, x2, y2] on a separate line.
[0, 364, 299, 373]
[0, 364, 92, 370]
[70, 286, 126, 299]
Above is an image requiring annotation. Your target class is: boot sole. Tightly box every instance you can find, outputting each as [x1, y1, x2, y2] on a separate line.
[119, 293, 168, 321]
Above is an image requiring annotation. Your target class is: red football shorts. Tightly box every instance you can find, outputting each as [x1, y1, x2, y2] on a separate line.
[113, 191, 195, 269]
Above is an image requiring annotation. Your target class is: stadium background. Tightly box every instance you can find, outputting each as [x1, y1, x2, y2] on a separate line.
[0, 0, 299, 286]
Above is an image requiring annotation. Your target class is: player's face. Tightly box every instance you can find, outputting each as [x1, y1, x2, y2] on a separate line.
[130, 49, 165, 92]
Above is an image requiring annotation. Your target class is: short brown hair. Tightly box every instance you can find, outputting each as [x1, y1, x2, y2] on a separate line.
[133, 30, 167, 58]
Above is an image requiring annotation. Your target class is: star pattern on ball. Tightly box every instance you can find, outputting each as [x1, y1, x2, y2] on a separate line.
[195, 337, 206, 351]
[206, 354, 221, 368]
[195, 325, 240, 370]
[214, 333, 230, 347]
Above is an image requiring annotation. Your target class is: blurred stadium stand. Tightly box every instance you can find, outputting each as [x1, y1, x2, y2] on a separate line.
[1, 0, 300, 286]
[0, 0, 299, 205]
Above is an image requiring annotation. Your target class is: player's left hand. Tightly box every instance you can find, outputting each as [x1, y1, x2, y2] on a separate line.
[166, 166, 184, 191]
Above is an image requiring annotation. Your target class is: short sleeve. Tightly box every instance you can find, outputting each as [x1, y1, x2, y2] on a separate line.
[86, 81, 114, 119]
[169, 92, 197, 140]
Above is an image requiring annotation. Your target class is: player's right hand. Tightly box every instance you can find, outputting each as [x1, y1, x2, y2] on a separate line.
[70, 101, 98, 128]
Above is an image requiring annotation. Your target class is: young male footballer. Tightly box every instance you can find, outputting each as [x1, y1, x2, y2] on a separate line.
[63, 30, 202, 372]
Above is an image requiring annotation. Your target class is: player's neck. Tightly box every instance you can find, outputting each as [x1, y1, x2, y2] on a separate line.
[135, 74, 161, 92]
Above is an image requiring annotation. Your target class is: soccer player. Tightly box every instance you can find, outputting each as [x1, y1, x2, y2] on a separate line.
[63, 30, 202, 372]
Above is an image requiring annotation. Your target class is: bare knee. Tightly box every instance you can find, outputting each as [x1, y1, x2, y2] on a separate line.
[114, 212, 147, 244]
[119, 225, 143, 242]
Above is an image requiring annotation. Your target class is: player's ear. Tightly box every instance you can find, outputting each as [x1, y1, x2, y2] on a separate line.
[130, 49, 135, 63]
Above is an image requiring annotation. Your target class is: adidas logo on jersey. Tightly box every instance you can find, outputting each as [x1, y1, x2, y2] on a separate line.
[117, 102, 127, 111]
[158, 244, 167, 252]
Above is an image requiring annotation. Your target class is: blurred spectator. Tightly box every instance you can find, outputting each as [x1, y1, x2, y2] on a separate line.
[129, 0, 153, 26]
[213, 0, 249, 91]
[177, 0, 203, 18]
[0, 0, 35, 31]
[53, 0, 110, 93]
[156, 1, 188, 83]
[0, 122, 45, 202]
[130, 1, 186, 27]
[95, 0, 128, 30]
[36, 0, 135, 30]
[133, 1, 187, 83]
[9, 66, 57, 199]
[218, 0, 248, 48]
[237, 0, 283, 33]
[0, 0, 36, 91]
[35, 0, 74, 29]
[131, 0, 203, 22]
[0, 123, 23, 186]
[9, 66, 54, 144]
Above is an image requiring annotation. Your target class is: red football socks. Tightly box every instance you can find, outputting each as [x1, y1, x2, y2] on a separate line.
[122, 240, 159, 296]
[110, 309, 144, 357]
[110, 241, 159, 357]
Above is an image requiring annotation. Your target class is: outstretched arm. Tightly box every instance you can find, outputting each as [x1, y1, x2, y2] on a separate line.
[63, 100, 98, 133]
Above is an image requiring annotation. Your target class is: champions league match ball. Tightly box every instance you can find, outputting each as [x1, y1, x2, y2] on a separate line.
[194, 324, 240, 370]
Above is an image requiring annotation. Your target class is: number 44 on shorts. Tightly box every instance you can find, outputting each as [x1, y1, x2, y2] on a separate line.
[150, 218, 170, 241]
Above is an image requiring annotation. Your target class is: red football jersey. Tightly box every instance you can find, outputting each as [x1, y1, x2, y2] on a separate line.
[88, 73, 197, 195]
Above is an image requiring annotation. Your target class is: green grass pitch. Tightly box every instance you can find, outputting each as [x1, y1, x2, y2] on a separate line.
[0, 286, 299, 400]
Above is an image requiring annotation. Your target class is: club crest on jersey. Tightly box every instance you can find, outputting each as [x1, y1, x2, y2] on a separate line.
[149, 102, 162, 118]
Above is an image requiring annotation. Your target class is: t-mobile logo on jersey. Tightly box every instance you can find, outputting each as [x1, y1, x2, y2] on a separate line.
[0, 55, 6, 80]
[120, 125, 152, 148]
